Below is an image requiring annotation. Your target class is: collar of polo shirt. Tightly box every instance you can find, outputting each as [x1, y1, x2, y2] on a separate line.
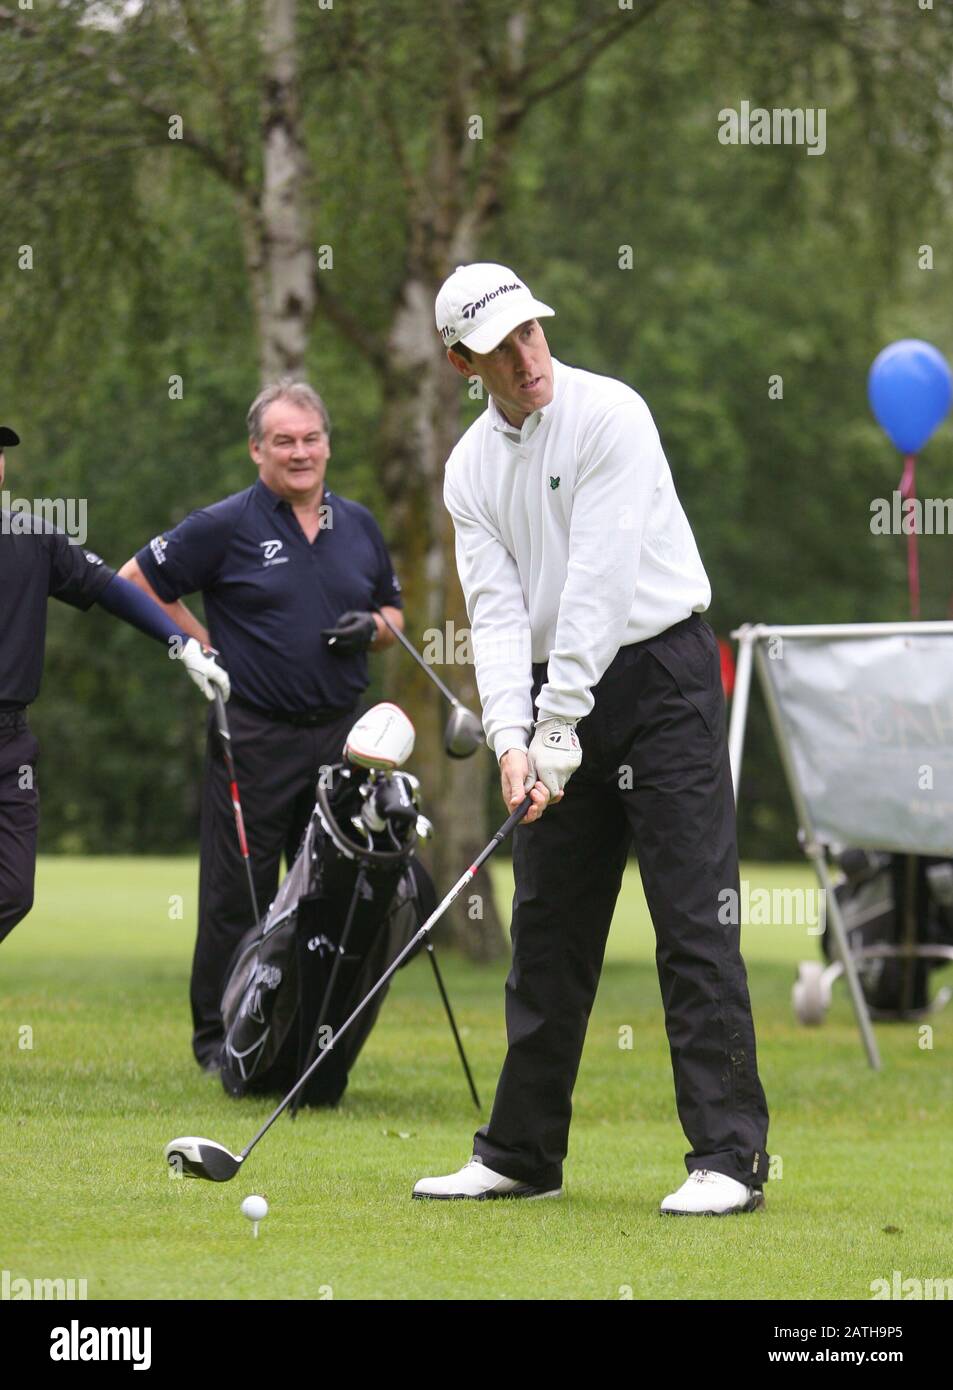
[256, 477, 333, 511]
[488, 357, 565, 443]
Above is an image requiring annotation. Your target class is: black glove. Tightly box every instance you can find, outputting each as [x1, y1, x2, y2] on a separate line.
[322, 610, 378, 653]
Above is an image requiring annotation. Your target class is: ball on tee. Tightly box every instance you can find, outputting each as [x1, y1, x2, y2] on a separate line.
[241, 1195, 268, 1224]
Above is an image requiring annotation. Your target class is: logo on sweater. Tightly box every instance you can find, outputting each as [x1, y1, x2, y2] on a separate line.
[549, 476, 560, 490]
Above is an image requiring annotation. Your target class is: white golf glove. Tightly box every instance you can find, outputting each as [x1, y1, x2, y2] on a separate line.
[526, 717, 581, 798]
[179, 637, 231, 702]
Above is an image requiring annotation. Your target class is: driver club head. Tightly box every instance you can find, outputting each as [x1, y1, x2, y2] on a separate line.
[444, 705, 483, 759]
[165, 1136, 243, 1183]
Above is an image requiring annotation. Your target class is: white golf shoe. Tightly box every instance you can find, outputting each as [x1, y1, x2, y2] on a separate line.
[660, 1169, 765, 1216]
[412, 1157, 563, 1201]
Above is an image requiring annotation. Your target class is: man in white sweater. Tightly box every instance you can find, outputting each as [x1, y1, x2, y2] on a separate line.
[413, 264, 770, 1214]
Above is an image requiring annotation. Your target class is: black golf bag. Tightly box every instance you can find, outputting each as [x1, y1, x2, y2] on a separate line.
[827, 850, 953, 1016]
[220, 765, 436, 1107]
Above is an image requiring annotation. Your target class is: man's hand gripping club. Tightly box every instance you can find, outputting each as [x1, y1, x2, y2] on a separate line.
[499, 717, 581, 824]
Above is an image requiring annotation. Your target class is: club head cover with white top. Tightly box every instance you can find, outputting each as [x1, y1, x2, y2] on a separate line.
[344, 702, 415, 771]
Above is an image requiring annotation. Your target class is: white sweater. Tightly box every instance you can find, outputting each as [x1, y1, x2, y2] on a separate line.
[443, 357, 711, 760]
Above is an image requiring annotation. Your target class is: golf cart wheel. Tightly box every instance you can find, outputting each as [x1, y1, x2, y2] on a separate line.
[792, 961, 830, 1026]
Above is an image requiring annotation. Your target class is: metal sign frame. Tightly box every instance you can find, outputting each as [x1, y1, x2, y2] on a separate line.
[727, 621, 953, 1070]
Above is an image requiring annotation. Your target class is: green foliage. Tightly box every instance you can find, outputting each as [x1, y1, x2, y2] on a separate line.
[497, 0, 953, 854]
[1, 0, 951, 855]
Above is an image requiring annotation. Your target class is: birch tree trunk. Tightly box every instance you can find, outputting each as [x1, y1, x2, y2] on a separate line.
[258, 0, 315, 381]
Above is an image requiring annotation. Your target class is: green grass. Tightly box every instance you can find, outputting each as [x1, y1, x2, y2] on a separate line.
[1, 857, 951, 1300]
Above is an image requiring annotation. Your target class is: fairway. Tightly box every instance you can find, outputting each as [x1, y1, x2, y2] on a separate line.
[2, 856, 951, 1302]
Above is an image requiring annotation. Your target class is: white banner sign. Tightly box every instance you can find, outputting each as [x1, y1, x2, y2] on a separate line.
[765, 632, 953, 855]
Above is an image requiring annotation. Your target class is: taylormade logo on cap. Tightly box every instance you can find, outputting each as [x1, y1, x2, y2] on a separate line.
[435, 262, 555, 355]
[458, 280, 521, 326]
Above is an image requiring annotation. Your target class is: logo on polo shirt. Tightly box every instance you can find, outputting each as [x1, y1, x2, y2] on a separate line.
[549, 476, 560, 490]
[149, 535, 168, 566]
[260, 539, 289, 568]
[84, 551, 104, 566]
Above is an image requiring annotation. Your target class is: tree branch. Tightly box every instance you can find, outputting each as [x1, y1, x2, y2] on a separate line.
[520, 0, 668, 110]
[341, 40, 421, 212]
[447, 0, 670, 255]
[312, 273, 390, 373]
[0, 4, 246, 193]
[175, 0, 248, 190]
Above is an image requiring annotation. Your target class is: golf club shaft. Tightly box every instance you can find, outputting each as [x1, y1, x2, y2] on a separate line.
[374, 608, 462, 708]
[213, 691, 260, 934]
[239, 794, 533, 1159]
[426, 944, 481, 1111]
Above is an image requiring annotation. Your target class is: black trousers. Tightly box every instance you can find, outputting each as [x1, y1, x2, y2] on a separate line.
[0, 723, 40, 944]
[472, 615, 770, 1191]
[191, 700, 356, 1066]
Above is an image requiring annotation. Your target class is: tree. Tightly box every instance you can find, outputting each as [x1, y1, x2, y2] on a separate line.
[0, 0, 670, 954]
[1, 0, 951, 880]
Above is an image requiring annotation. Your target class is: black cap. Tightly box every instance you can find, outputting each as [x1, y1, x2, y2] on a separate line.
[0, 427, 19, 448]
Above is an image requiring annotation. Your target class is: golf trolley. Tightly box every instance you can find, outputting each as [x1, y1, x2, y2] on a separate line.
[729, 622, 953, 1069]
[793, 849, 953, 1028]
[165, 700, 531, 1182]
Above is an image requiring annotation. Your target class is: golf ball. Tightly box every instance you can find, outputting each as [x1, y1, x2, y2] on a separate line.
[241, 1195, 268, 1223]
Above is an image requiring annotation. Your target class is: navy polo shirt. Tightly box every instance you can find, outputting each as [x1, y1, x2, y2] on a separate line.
[135, 480, 402, 713]
[0, 514, 115, 706]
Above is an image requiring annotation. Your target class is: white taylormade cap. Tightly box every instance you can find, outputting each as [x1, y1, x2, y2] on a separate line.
[435, 263, 555, 354]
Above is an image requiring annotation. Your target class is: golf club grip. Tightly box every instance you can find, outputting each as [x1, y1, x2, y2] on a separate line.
[213, 691, 260, 931]
[480, 795, 534, 861]
[213, 691, 234, 769]
[240, 796, 533, 1156]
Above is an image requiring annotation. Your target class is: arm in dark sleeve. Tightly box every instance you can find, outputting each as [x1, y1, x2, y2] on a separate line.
[367, 518, 404, 611]
[47, 533, 116, 610]
[95, 574, 186, 646]
[134, 502, 232, 604]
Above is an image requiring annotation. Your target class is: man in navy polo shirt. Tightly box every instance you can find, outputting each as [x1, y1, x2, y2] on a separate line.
[0, 425, 230, 945]
[119, 380, 404, 1069]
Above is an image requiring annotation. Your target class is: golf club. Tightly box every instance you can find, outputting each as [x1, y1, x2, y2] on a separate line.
[374, 609, 484, 758]
[213, 690, 260, 933]
[165, 792, 532, 1182]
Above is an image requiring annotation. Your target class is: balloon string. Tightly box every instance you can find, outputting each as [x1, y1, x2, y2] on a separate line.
[899, 453, 919, 620]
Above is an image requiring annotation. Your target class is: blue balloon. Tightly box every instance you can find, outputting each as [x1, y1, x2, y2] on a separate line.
[868, 339, 952, 454]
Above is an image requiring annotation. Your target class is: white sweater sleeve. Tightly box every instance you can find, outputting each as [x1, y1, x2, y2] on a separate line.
[444, 464, 535, 760]
[537, 398, 665, 724]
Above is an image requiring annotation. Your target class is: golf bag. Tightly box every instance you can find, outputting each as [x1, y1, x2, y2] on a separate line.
[827, 850, 953, 1016]
[220, 765, 436, 1107]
